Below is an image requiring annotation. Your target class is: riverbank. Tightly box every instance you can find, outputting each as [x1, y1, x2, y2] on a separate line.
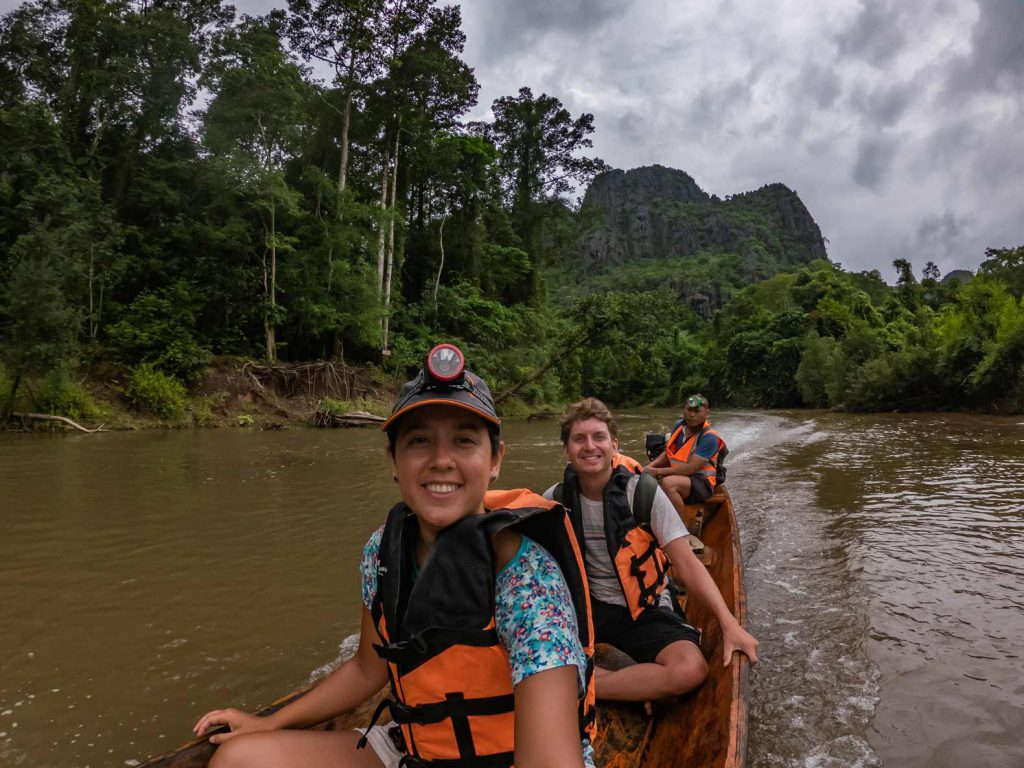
[1, 358, 398, 432]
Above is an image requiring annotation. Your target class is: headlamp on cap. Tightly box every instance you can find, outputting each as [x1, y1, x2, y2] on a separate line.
[685, 394, 707, 409]
[382, 342, 500, 431]
[426, 343, 465, 386]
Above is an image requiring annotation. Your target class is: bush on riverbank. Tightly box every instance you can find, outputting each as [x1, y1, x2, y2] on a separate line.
[125, 365, 188, 421]
[32, 371, 109, 422]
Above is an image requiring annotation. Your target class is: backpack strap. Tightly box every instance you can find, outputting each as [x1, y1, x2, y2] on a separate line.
[631, 472, 659, 529]
[551, 482, 564, 504]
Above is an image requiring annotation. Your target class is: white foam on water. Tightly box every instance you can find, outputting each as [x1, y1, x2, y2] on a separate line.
[802, 735, 880, 768]
[762, 579, 808, 596]
[307, 632, 361, 682]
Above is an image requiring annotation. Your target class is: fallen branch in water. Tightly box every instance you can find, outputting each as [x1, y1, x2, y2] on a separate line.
[14, 412, 108, 433]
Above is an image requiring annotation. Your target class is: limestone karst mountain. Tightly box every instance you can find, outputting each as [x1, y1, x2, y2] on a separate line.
[570, 165, 829, 314]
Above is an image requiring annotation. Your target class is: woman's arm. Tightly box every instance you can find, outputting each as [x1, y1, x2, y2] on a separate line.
[514, 665, 586, 768]
[193, 606, 389, 743]
[663, 537, 759, 666]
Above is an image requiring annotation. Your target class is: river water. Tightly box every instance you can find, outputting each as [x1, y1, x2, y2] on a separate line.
[1, 411, 1022, 767]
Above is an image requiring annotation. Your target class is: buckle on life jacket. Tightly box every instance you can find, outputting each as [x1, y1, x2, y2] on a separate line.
[374, 632, 431, 664]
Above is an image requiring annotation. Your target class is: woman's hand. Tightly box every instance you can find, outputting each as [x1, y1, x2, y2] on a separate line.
[192, 708, 276, 745]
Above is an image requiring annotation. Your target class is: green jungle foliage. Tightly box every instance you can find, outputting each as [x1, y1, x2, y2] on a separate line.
[125, 364, 188, 421]
[0, 1, 1021, 416]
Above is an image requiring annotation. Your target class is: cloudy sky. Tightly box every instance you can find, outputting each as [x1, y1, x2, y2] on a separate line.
[453, 0, 1024, 278]
[4, 0, 1020, 278]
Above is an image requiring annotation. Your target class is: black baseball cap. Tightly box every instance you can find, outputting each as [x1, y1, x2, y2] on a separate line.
[381, 343, 501, 431]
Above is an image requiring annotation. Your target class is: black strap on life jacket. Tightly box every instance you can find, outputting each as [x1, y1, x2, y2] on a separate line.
[359, 693, 516, 768]
[553, 463, 658, 542]
[630, 537, 669, 608]
[631, 471, 659, 528]
[558, 463, 665, 613]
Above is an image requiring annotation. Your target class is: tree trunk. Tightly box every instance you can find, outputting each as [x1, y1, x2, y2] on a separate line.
[88, 245, 95, 338]
[376, 151, 390, 296]
[336, 51, 356, 220]
[382, 119, 402, 355]
[95, 278, 104, 340]
[265, 204, 277, 362]
[434, 216, 446, 313]
[336, 90, 353, 219]
[385, 116, 401, 288]
[4, 373, 20, 420]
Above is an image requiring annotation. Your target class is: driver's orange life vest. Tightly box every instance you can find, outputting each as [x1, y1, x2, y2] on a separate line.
[368, 489, 596, 768]
[554, 463, 669, 621]
[666, 421, 725, 489]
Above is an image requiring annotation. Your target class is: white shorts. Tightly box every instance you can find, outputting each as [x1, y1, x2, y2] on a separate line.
[355, 721, 406, 768]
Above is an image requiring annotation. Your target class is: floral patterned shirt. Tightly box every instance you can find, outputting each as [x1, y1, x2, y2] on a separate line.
[361, 526, 595, 767]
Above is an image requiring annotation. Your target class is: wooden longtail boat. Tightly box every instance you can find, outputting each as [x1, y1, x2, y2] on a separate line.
[139, 488, 748, 768]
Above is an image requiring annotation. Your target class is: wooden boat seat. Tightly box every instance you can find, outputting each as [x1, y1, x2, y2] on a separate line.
[682, 484, 727, 536]
[687, 534, 705, 556]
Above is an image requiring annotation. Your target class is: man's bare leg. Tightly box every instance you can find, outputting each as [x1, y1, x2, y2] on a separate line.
[660, 475, 693, 518]
[595, 640, 708, 701]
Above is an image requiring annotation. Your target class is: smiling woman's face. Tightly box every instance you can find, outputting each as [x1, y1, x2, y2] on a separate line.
[389, 404, 503, 534]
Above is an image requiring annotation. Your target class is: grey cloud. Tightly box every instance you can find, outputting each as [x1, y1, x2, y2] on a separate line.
[917, 212, 973, 246]
[946, 0, 1024, 95]
[835, 0, 907, 67]
[851, 135, 897, 189]
[685, 80, 752, 138]
[907, 212, 978, 272]
[856, 81, 916, 127]
[468, 0, 626, 67]
[924, 118, 977, 166]
[797, 64, 842, 110]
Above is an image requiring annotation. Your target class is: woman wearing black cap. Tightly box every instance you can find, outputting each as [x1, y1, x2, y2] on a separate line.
[194, 344, 595, 768]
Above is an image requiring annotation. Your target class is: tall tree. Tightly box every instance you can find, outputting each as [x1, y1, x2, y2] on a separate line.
[0, 0, 231, 199]
[483, 87, 606, 249]
[286, 0, 383, 217]
[979, 245, 1024, 298]
[0, 226, 80, 415]
[203, 16, 311, 361]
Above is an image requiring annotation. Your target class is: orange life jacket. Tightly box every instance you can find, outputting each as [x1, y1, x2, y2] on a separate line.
[555, 464, 669, 621]
[665, 420, 725, 488]
[611, 452, 643, 473]
[367, 489, 596, 768]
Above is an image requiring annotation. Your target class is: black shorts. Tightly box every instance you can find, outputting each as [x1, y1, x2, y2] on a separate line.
[592, 598, 701, 664]
[685, 475, 713, 504]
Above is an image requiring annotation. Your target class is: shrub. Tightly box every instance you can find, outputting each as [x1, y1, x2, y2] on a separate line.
[126, 364, 187, 421]
[32, 371, 105, 421]
[105, 282, 211, 382]
[189, 397, 216, 427]
[320, 397, 389, 418]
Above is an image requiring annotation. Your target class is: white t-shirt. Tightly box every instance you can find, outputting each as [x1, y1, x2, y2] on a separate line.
[544, 474, 688, 608]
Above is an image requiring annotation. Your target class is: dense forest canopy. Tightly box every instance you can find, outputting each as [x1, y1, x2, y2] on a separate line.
[1, 0, 1022, 420]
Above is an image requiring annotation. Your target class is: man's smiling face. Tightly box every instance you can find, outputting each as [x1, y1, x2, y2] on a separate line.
[565, 417, 618, 480]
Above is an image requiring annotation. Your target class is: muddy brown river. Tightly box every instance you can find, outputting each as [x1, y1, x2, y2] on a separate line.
[1, 411, 1022, 767]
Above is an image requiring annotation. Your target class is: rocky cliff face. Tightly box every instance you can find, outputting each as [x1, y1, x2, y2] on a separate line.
[577, 165, 828, 273]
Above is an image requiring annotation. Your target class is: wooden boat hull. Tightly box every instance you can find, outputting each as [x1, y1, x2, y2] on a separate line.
[140, 489, 748, 768]
[592, 487, 749, 768]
